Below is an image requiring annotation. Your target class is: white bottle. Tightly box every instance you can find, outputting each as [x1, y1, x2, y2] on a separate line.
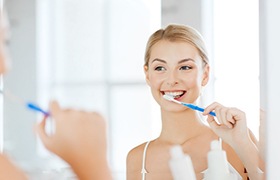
[204, 140, 237, 180]
[169, 145, 196, 180]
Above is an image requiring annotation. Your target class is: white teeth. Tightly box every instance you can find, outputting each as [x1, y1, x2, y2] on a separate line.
[164, 91, 184, 98]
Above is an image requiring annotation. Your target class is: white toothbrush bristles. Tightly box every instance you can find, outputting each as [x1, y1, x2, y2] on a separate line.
[163, 94, 182, 105]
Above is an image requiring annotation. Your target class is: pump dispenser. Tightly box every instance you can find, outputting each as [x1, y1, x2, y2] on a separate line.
[169, 145, 196, 180]
[204, 140, 237, 180]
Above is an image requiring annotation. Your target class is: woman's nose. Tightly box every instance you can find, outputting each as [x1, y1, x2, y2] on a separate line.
[166, 81, 178, 87]
[166, 71, 179, 87]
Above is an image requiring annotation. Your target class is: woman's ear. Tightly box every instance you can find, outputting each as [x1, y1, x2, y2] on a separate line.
[144, 65, 151, 86]
[201, 64, 210, 86]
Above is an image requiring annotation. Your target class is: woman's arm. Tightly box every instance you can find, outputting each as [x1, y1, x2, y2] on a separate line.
[232, 135, 264, 180]
[0, 154, 27, 180]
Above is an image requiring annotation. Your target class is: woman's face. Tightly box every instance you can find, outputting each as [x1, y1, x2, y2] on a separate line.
[144, 40, 209, 112]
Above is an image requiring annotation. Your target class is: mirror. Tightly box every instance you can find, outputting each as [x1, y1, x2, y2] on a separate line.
[2, 0, 265, 179]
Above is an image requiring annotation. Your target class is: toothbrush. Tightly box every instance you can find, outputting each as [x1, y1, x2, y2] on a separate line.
[163, 94, 216, 117]
[26, 102, 50, 116]
[0, 89, 50, 116]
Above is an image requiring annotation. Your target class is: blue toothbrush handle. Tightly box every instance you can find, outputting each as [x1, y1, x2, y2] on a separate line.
[194, 106, 216, 116]
[183, 103, 216, 117]
[26, 102, 50, 116]
[208, 111, 216, 117]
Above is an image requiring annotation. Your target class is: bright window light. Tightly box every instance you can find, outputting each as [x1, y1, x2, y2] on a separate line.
[213, 0, 259, 138]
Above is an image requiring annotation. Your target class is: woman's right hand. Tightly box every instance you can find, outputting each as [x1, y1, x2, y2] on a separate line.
[203, 102, 250, 148]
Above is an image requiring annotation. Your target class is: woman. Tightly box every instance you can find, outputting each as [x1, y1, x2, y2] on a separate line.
[126, 24, 263, 180]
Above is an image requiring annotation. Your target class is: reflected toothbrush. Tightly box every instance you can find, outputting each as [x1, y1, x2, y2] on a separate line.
[0, 89, 50, 116]
[163, 94, 216, 116]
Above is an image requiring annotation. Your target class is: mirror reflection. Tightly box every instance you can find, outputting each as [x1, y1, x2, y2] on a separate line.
[1, 0, 264, 179]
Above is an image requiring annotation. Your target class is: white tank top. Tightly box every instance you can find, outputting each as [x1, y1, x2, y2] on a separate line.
[141, 141, 243, 180]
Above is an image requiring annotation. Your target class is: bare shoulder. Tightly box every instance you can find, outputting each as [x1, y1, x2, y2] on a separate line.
[126, 142, 149, 180]
[127, 142, 147, 163]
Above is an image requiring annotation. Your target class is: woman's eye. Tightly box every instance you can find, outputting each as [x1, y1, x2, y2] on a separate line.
[154, 66, 166, 71]
[180, 66, 192, 70]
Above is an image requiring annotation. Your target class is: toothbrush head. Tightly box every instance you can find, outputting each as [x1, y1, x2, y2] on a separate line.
[163, 94, 181, 105]
[163, 94, 174, 101]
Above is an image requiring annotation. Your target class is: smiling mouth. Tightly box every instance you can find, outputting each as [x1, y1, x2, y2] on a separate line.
[163, 91, 186, 99]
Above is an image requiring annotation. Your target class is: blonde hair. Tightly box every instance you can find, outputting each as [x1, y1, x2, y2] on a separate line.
[144, 24, 209, 68]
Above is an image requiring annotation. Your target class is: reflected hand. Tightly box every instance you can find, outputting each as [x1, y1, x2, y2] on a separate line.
[36, 101, 108, 164]
[36, 101, 112, 179]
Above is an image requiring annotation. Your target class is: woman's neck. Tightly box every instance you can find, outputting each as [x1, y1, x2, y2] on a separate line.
[159, 109, 207, 144]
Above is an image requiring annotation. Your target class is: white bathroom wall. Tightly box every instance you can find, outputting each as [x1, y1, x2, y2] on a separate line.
[4, 0, 38, 165]
[161, 0, 204, 32]
[259, 0, 280, 179]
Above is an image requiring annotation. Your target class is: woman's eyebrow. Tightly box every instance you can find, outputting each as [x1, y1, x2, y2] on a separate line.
[151, 58, 195, 64]
[151, 58, 166, 64]
[178, 58, 195, 64]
